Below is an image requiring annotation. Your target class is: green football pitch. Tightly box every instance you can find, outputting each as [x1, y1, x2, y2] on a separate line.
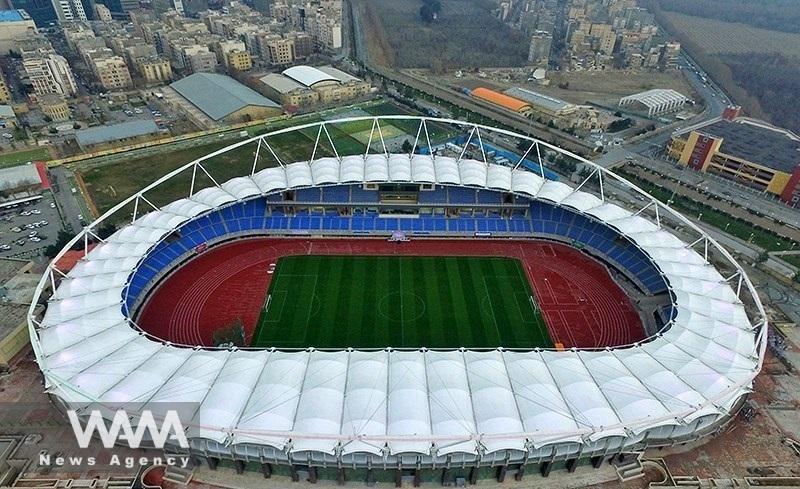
[252, 255, 552, 349]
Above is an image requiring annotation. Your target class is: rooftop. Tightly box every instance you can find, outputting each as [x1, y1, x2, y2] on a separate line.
[260, 73, 308, 94]
[0, 258, 28, 284]
[0, 105, 15, 118]
[282, 65, 340, 87]
[0, 165, 42, 191]
[696, 118, 800, 173]
[471, 87, 531, 113]
[619, 88, 689, 109]
[316, 65, 360, 83]
[0, 303, 28, 341]
[171, 73, 280, 121]
[0, 9, 29, 22]
[75, 119, 160, 147]
[505, 87, 573, 113]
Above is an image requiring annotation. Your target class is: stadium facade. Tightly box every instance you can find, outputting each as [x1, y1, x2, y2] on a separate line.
[29, 116, 766, 481]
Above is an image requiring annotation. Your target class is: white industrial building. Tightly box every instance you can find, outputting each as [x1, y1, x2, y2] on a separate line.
[619, 89, 689, 116]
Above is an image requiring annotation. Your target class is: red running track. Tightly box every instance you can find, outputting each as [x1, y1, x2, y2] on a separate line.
[136, 238, 645, 348]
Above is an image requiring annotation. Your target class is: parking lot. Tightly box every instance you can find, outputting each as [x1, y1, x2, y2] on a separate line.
[0, 192, 66, 258]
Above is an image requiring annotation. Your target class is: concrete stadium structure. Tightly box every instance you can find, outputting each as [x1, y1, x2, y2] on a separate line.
[28, 116, 766, 483]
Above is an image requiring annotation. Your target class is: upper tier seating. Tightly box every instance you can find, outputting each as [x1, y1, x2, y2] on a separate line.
[124, 186, 667, 310]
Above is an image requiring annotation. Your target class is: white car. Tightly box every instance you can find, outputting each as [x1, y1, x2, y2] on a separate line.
[11, 227, 21, 233]
[29, 236, 41, 242]
[31, 209, 41, 215]
[19, 211, 30, 216]
[39, 220, 49, 226]
[0, 244, 10, 250]
[50, 202, 56, 208]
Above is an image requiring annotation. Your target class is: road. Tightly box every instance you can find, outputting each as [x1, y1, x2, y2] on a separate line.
[50, 166, 90, 234]
[593, 51, 800, 235]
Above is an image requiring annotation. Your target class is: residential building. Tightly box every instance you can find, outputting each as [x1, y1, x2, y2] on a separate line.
[51, 0, 87, 22]
[93, 2, 111, 21]
[184, 46, 218, 73]
[135, 56, 172, 84]
[527, 30, 551, 65]
[39, 93, 70, 121]
[22, 49, 78, 97]
[215, 40, 251, 72]
[0, 10, 36, 54]
[223, 50, 252, 72]
[89, 54, 133, 90]
[262, 35, 294, 66]
[0, 73, 10, 103]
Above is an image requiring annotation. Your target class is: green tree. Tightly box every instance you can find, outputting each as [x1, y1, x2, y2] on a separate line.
[401, 139, 414, 153]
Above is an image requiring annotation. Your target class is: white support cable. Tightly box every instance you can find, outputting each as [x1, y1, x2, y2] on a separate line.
[410, 120, 423, 157]
[513, 142, 536, 171]
[364, 119, 376, 158]
[189, 163, 198, 197]
[457, 126, 476, 164]
[310, 124, 324, 163]
[474, 126, 488, 165]
[322, 124, 341, 161]
[422, 119, 433, 156]
[375, 119, 389, 157]
[251, 138, 263, 176]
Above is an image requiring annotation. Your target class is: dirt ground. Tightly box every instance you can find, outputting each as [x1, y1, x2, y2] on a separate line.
[422, 68, 699, 108]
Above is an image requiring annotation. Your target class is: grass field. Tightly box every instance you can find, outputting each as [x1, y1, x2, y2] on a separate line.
[0, 148, 51, 169]
[77, 100, 460, 215]
[253, 255, 551, 349]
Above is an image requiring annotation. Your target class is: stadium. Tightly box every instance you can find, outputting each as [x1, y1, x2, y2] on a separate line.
[28, 116, 766, 483]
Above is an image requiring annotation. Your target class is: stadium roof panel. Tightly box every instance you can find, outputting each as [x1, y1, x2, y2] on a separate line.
[34, 150, 759, 457]
[170, 73, 280, 121]
[29, 116, 764, 466]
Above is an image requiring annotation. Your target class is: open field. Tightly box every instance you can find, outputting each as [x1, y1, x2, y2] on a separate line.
[662, 12, 800, 57]
[354, 0, 528, 69]
[436, 68, 699, 108]
[253, 254, 550, 349]
[77, 101, 458, 215]
[0, 147, 52, 169]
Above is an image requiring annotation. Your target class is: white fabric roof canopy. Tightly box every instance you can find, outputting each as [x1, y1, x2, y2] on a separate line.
[34, 153, 759, 456]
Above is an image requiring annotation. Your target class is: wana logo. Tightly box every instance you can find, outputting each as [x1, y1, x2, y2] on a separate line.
[67, 410, 190, 449]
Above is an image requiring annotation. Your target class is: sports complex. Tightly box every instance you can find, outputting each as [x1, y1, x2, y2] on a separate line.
[29, 116, 766, 483]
